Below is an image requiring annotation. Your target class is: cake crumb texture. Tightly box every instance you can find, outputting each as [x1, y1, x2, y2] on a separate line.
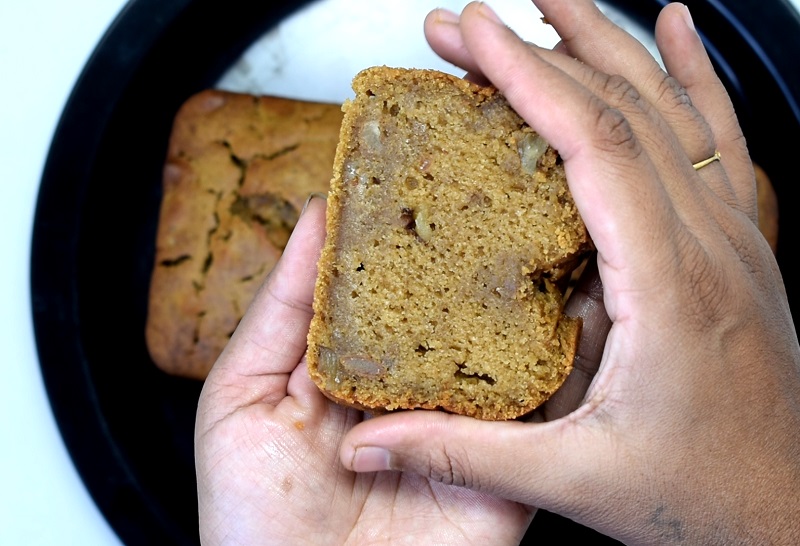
[307, 67, 593, 420]
[146, 89, 343, 379]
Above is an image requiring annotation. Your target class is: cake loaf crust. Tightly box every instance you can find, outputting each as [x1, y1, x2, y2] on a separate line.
[306, 67, 593, 420]
[146, 89, 343, 380]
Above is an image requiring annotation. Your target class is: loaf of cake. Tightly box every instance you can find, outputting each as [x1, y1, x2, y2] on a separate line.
[146, 89, 343, 380]
[754, 162, 779, 254]
[306, 66, 594, 420]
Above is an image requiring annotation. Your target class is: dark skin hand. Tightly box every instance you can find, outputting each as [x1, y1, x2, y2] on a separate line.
[195, 2, 800, 544]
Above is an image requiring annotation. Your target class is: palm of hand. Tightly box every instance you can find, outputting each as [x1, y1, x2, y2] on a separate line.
[196, 363, 532, 545]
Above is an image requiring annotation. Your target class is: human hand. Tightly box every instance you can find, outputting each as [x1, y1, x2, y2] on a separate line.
[338, 2, 800, 544]
[194, 195, 534, 545]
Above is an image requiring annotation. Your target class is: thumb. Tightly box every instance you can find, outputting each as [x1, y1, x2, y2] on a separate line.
[339, 406, 608, 510]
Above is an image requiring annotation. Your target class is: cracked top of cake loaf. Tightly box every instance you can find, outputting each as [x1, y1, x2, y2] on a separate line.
[146, 89, 343, 379]
[306, 66, 593, 420]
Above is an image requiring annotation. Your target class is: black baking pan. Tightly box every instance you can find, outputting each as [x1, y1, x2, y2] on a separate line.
[30, 0, 800, 544]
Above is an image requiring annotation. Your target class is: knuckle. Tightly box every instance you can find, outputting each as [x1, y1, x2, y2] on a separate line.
[601, 73, 643, 107]
[656, 74, 693, 111]
[654, 74, 716, 150]
[589, 97, 641, 159]
[428, 444, 474, 488]
[675, 231, 730, 329]
[671, 215, 775, 336]
[684, 255, 728, 328]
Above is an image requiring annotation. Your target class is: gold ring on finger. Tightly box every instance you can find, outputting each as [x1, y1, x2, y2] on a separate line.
[693, 150, 721, 170]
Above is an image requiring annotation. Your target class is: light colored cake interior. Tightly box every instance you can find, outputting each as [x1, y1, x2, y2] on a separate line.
[307, 66, 593, 420]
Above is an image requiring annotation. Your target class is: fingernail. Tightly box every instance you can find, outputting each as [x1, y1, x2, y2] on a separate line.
[352, 446, 391, 472]
[433, 7, 459, 24]
[476, 2, 504, 25]
[680, 3, 695, 31]
[301, 192, 327, 216]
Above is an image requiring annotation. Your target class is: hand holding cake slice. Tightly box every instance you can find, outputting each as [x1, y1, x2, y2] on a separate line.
[306, 66, 593, 420]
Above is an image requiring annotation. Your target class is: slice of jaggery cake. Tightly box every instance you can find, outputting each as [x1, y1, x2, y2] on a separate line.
[306, 66, 592, 421]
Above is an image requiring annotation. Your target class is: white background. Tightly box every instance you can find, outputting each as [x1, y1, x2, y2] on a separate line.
[1, 1, 798, 544]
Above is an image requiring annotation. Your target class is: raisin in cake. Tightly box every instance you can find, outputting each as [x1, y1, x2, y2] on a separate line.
[146, 89, 343, 380]
[306, 67, 593, 420]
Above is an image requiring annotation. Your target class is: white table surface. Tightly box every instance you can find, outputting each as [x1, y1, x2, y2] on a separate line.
[1, 1, 798, 544]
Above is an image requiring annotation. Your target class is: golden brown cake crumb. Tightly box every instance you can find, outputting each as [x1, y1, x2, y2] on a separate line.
[146, 89, 343, 380]
[306, 67, 593, 420]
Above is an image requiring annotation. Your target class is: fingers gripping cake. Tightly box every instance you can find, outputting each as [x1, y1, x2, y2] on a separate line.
[306, 67, 593, 420]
